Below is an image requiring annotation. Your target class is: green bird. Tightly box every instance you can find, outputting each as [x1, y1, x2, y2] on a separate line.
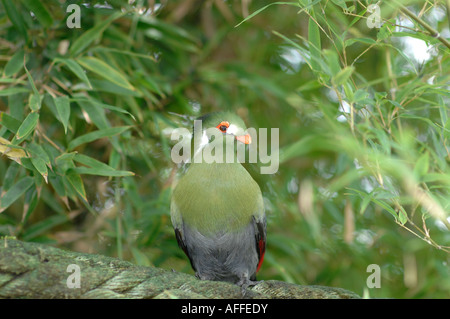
[170, 112, 266, 291]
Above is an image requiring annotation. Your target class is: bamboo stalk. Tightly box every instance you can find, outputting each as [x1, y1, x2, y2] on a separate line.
[397, 3, 450, 50]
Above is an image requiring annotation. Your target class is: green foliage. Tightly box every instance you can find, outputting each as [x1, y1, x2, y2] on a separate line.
[0, 0, 449, 298]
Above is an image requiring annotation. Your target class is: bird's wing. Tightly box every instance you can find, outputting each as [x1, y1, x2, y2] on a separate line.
[253, 212, 266, 273]
[170, 200, 196, 271]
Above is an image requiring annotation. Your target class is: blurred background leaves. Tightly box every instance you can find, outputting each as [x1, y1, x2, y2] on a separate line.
[0, 0, 449, 298]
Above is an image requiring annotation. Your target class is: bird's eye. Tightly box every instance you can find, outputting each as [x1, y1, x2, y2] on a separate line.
[216, 121, 229, 133]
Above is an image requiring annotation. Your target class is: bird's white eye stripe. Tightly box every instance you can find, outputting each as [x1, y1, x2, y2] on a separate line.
[227, 124, 238, 135]
[200, 131, 209, 147]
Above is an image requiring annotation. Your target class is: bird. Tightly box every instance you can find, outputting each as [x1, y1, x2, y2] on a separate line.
[170, 111, 266, 292]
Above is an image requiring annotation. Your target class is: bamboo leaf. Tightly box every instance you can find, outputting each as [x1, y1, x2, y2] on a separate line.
[0, 176, 34, 213]
[323, 49, 341, 76]
[0, 136, 27, 163]
[330, 0, 347, 10]
[55, 152, 77, 173]
[15, 112, 39, 142]
[21, 0, 53, 27]
[332, 66, 354, 86]
[22, 185, 39, 223]
[68, 126, 131, 150]
[414, 153, 429, 179]
[360, 192, 373, 215]
[308, 10, 321, 73]
[71, 167, 134, 177]
[345, 37, 376, 47]
[4, 49, 25, 77]
[0, 112, 21, 133]
[28, 93, 42, 112]
[397, 206, 408, 225]
[77, 56, 135, 91]
[71, 97, 136, 121]
[54, 58, 92, 88]
[53, 95, 71, 134]
[65, 171, 87, 201]
[24, 64, 41, 111]
[75, 98, 110, 129]
[72, 153, 117, 170]
[31, 157, 49, 183]
[0, 0, 28, 40]
[3, 162, 20, 191]
[371, 198, 399, 221]
[0, 88, 29, 96]
[73, 153, 134, 176]
[48, 171, 67, 198]
[70, 11, 125, 56]
[27, 142, 51, 168]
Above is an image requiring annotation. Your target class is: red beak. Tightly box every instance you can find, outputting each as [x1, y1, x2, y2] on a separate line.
[235, 134, 252, 145]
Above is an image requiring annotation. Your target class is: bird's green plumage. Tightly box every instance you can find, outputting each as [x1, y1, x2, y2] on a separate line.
[172, 161, 263, 235]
